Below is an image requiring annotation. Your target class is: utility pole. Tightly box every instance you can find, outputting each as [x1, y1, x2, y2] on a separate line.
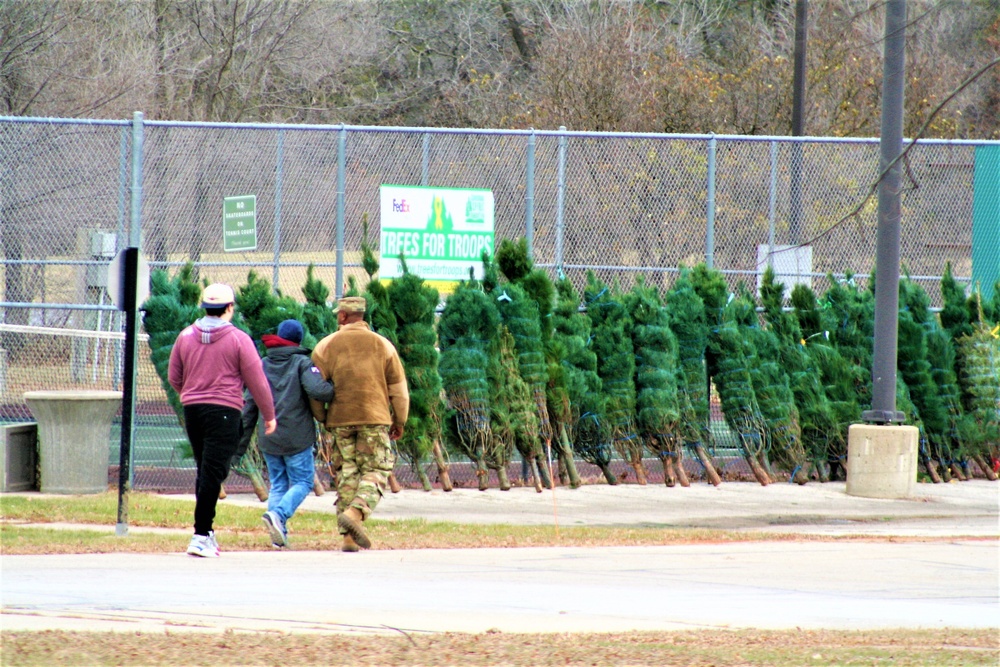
[789, 0, 808, 244]
[847, 0, 919, 500]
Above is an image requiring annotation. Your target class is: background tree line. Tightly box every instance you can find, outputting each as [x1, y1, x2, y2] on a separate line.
[2, 0, 998, 139]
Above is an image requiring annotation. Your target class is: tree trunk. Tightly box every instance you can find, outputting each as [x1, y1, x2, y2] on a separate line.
[494, 463, 511, 491]
[660, 454, 676, 487]
[535, 450, 553, 489]
[692, 443, 722, 486]
[676, 455, 691, 487]
[416, 465, 433, 492]
[949, 462, 967, 481]
[632, 458, 648, 485]
[598, 461, 618, 485]
[475, 458, 490, 491]
[388, 472, 402, 493]
[923, 455, 944, 483]
[556, 425, 582, 488]
[791, 467, 809, 485]
[972, 454, 997, 481]
[432, 440, 453, 491]
[746, 454, 771, 486]
[313, 471, 325, 496]
[529, 458, 543, 493]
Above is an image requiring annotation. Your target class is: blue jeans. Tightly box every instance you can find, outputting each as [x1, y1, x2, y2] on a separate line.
[264, 448, 315, 526]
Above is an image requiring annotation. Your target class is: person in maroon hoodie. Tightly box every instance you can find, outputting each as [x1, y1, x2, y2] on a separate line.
[168, 283, 276, 558]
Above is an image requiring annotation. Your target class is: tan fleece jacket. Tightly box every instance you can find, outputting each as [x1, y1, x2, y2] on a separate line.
[311, 321, 409, 429]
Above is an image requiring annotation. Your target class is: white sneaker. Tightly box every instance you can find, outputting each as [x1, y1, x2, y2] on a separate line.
[262, 511, 287, 548]
[187, 532, 220, 558]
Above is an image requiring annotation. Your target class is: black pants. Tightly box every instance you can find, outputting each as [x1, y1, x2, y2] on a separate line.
[184, 404, 241, 536]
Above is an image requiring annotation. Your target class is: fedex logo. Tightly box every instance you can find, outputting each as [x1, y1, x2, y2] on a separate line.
[392, 198, 410, 213]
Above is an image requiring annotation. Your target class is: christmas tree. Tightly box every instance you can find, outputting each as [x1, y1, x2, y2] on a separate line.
[551, 277, 616, 485]
[759, 267, 840, 481]
[496, 237, 580, 486]
[142, 263, 202, 424]
[301, 263, 338, 342]
[664, 268, 721, 485]
[489, 246, 553, 490]
[624, 275, 688, 487]
[898, 275, 960, 480]
[707, 289, 772, 486]
[734, 283, 808, 484]
[485, 324, 536, 490]
[359, 214, 398, 348]
[585, 272, 644, 483]
[438, 270, 500, 490]
[386, 256, 453, 491]
[790, 283, 856, 479]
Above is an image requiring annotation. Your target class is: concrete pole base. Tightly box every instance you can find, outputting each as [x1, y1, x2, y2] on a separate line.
[846, 423, 919, 499]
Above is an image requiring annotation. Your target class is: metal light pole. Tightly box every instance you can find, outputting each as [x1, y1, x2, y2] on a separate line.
[863, 0, 907, 424]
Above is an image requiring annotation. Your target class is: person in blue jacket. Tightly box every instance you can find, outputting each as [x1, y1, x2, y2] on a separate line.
[241, 319, 333, 548]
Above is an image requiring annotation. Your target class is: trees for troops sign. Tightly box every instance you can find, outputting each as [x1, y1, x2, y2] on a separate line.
[379, 185, 494, 291]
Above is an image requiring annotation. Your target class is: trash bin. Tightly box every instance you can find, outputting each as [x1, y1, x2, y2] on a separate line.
[23, 390, 122, 494]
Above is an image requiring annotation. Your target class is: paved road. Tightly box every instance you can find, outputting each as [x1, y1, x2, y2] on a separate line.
[2, 480, 998, 635]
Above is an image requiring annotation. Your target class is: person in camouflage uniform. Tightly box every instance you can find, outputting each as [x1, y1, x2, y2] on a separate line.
[311, 296, 409, 552]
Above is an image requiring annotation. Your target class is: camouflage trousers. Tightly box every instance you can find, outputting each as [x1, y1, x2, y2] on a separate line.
[331, 424, 395, 528]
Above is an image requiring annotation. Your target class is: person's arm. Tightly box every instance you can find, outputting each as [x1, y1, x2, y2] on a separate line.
[300, 360, 334, 404]
[238, 334, 277, 431]
[167, 336, 185, 394]
[386, 352, 409, 441]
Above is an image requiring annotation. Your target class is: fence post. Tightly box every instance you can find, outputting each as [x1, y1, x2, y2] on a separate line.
[129, 112, 143, 248]
[555, 126, 567, 273]
[706, 134, 716, 269]
[525, 130, 535, 259]
[768, 140, 778, 270]
[273, 129, 285, 292]
[336, 126, 346, 299]
[422, 132, 430, 186]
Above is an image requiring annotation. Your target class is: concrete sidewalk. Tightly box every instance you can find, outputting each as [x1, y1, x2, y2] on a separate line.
[1, 480, 998, 635]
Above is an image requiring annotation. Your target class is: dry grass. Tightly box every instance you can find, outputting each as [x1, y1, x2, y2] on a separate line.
[2, 628, 997, 666]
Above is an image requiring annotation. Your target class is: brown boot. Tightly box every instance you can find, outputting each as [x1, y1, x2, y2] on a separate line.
[337, 506, 371, 549]
[342, 534, 360, 552]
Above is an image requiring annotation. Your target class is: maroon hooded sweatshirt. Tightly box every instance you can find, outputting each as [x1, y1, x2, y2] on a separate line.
[168, 318, 275, 421]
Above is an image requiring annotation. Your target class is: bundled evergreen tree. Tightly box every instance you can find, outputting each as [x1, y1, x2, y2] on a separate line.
[734, 284, 808, 484]
[585, 272, 644, 483]
[301, 263, 338, 342]
[142, 263, 203, 424]
[707, 289, 772, 486]
[487, 249, 553, 490]
[438, 272, 500, 490]
[818, 274, 873, 407]
[790, 283, 856, 479]
[664, 268, 722, 485]
[496, 238, 581, 487]
[387, 256, 452, 491]
[760, 267, 841, 481]
[898, 275, 959, 480]
[485, 325, 537, 490]
[955, 289, 1000, 479]
[359, 214, 398, 348]
[551, 277, 616, 485]
[624, 275, 689, 487]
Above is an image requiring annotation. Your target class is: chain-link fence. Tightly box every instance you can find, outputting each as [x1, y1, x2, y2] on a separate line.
[2, 115, 998, 491]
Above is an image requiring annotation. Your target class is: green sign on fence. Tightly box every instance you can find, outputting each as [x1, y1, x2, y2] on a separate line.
[223, 195, 257, 252]
[379, 185, 494, 292]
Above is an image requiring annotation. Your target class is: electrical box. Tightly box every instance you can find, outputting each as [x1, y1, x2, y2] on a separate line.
[1, 422, 38, 492]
